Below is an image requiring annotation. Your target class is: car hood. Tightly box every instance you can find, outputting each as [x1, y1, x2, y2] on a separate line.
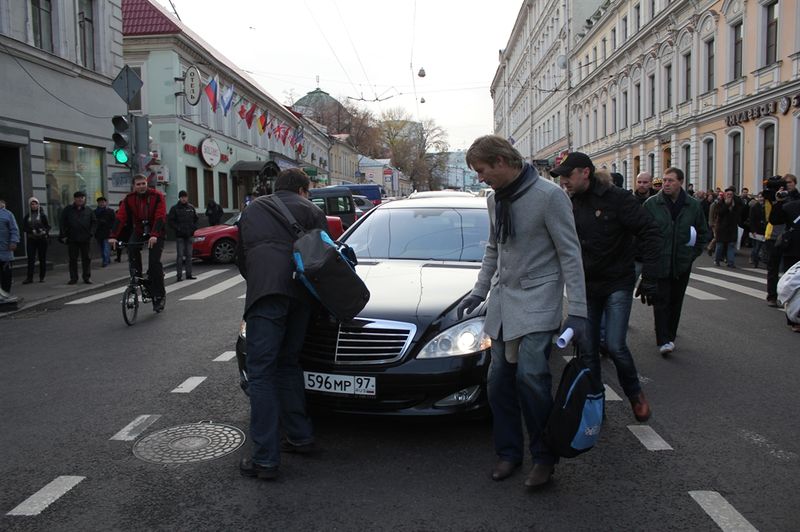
[355, 260, 480, 324]
[194, 224, 234, 237]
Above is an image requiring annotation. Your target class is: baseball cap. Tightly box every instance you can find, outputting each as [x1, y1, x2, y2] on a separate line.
[73, 190, 86, 198]
[550, 152, 595, 177]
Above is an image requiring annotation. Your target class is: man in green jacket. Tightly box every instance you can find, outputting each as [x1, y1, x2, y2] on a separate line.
[643, 167, 709, 356]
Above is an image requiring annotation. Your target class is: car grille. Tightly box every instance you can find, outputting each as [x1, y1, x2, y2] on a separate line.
[303, 318, 417, 366]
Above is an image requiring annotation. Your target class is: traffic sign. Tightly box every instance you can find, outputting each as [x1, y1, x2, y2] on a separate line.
[112, 65, 143, 105]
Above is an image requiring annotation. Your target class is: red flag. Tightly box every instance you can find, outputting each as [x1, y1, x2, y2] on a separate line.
[238, 102, 248, 120]
[257, 113, 267, 134]
[204, 77, 218, 112]
[280, 125, 290, 145]
[245, 103, 257, 129]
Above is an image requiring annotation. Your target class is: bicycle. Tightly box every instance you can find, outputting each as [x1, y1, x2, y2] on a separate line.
[118, 241, 164, 325]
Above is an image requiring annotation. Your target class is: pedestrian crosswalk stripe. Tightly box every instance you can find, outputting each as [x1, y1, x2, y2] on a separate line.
[696, 267, 766, 284]
[604, 384, 622, 401]
[688, 491, 758, 532]
[213, 351, 236, 362]
[238, 293, 245, 299]
[180, 274, 244, 300]
[627, 425, 673, 451]
[66, 272, 177, 304]
[110, 414, 161, 441]
[164, 269, 226, 294]
[685, 286, 726, 300]
[171, 376, 206, 393]
[740, 267, 766, 275]
[689, 273, 767, 299]
[6, 476, 85, 516]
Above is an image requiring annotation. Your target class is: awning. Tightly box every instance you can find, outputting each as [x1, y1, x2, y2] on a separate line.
[230, 160, 280, 179]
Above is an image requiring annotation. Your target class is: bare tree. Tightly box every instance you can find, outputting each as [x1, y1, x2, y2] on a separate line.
[379, 109, 449, 190]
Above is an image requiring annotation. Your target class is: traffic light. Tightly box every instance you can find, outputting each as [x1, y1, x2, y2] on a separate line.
[132, 115, 152, 172]
[112, 115, 130, 166]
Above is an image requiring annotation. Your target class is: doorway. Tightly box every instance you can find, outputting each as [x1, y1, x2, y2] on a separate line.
[0, 144, 23, 259]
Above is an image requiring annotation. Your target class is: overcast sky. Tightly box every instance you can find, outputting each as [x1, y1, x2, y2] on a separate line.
[155, 0, 522, 150]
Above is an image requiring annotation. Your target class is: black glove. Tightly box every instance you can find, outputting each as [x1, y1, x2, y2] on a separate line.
[562, 315, 590, 353]
[635, 277, 660, 306]
[456, 295, 484, 319]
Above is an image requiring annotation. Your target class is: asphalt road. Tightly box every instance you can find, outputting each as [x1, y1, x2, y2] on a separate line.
[1, 256, 798, 531]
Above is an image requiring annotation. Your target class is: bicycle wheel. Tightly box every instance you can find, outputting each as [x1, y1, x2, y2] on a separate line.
[122, 285, 139, 326]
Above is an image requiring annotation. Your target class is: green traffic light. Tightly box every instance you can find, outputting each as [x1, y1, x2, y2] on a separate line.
[113, 148, 130, 164]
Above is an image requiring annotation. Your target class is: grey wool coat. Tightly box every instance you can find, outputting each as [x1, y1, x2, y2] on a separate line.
[470, 165, 587, 341]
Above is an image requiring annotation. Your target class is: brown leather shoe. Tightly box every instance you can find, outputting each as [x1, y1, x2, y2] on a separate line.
[524, 463, 555, 488]
[630, 391, 651, 422]
[491, 459, 521, 481]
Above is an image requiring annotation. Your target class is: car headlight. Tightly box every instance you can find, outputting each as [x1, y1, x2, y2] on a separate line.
[193, 236, 206, 242]
[417, 317, 491, 359]
[239, 320, 246, 339]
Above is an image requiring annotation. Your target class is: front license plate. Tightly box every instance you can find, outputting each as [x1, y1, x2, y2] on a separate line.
[304, 371, 376, 396]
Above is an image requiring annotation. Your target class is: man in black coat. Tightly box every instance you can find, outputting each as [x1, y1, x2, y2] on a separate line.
[59, 190, 96, 284]
[167, 190, 198, 281]
[236, 168, 327, 481]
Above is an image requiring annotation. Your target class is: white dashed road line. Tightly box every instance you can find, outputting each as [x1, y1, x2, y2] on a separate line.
[109, 415, 162, 441]
[66, 271, 177, 305]
[689, 491, 759, 532]
[171, 376, 207, 393]
[6, 476, 85, 516]
[213, 351, 237, 362]
[685, 286, 726, 300]
[165, 269, 226, 294]
[696, 267, 766, 284]
[180, 274, 244, 300]
[627, 425, 673, 451]
[690, 273, 766, 299]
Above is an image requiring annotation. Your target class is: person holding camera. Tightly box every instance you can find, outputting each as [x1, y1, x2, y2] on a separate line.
[767, 174, 800, 312]
[763, 175, 798, 307]
[22, 197, 50, 283]
[109, 174, 168, 312]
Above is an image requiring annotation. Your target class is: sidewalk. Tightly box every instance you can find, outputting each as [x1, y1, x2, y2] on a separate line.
[0, 246, 179, 317]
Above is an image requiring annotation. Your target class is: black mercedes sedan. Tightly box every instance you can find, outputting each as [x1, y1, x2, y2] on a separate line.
[236, 193, 493, 417]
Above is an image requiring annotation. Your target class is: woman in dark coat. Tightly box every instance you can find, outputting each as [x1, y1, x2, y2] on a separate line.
[22, 197, 50, 283]
[206, 200, 223, 226]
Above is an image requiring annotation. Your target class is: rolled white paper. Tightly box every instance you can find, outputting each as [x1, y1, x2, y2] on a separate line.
[686, 226, 697, 247]
[556, 327, 574, 349]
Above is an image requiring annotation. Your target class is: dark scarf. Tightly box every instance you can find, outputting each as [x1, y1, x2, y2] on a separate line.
[663, 188, 686, 221]
[494, 165, 536, 244]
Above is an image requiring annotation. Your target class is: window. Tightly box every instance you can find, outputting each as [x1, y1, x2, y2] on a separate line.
[763, 124, 775, 178]
[650, 0, 656, 20]
[648, 74, 656, 117]
[648, 153, 655, 173]
[705, 39, 715, 92]
[601, 38, 607, 61]
[622, 91, 628, 128]
[622, 17, 628, 42]
[634, 4, 641, 31]
[601, 103, 607, 136]
[592, 47, 597, 69]
[611, 97, 617, 132]
[704, 139, 715, 190]
[203, 170, 214, 206]
[31, 0, 53, 52]
[683, 52, 692, 102]
[682, 144, 691, 186]
[43, 141, 104, 234]
[78, 0, 95, 69]
[611, 28, 617, 50]
[186, 167, 198, 207]
[732, 22, 743, 79]
[664, 64, 673, 110]
[218, 172, 229, 208]
[578, 61, 583, 81]
[578, 118, 583, 144]
[634, 83, 641, 123]
[731, 133, 742, 190]
[765, 1, 778, 66]
[593, 109, 598, 140]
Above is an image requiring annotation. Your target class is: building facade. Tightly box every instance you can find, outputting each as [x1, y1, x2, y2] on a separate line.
[0, 0, 125, 262]
[329, 135, 360, 186]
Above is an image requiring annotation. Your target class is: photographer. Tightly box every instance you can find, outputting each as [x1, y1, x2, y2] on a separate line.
[763, 175, 797, 306]
[109, 175, 168, 312]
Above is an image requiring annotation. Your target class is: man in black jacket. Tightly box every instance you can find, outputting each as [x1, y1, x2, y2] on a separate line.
[553, 153, 662, 422]
[59, 190, 97, 284]
[236, 168, 328, 481]
[167, 190, 198, 281]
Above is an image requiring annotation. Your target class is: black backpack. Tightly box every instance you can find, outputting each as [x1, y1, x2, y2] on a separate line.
[544, 351, 605, 458]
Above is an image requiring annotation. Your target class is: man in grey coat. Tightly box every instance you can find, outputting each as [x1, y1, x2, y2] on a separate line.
[460, 136, 588, 489]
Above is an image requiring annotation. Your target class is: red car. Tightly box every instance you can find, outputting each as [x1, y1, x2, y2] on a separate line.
[192, 212, 345, 264]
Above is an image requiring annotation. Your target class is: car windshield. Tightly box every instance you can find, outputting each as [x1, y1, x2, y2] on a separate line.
[345, 207, 489, 261]
[224, 213, 241, 226]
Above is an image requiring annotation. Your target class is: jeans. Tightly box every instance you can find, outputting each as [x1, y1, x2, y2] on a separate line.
[96, 237, 110, 266]
[488, 330, 558, 465]
[750, 239, 765, 266]
[585, 289, 641, 399]
[246, 295, 314, 467]
[67, 241, 91, 282]
[653, 271, 691, 345]
[766, 240, 783, 300]
[0, 260, 11, 292]
[175, 237, 193, 279]
[26, 238, 47, 280]
[128, 237, 165, 299]
[714, 242, 736, 266]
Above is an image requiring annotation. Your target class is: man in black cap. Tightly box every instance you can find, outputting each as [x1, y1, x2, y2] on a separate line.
[168, 190, 198, 282]
[59, 190, 97, 284]
[552, 152, 662, 422]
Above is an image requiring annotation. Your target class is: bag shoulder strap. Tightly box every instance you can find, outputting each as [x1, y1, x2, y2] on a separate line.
[267, 195, 306, 238]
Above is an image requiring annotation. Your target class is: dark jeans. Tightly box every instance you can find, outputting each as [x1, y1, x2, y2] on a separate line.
[653, 271, 691, 345]
[245, 295, 314, 467]
[750, 239, 765, 266]
[714, 241, 736, 266]
[67, 240, 91, 282]
[585, 289, 642, 399]
[96, 237, 110, 266]
[766, 240, 782, 300]
[488, 330, 558, 466]
[1, 259, 11, 292]
[175, 237, 193, 279]
[128, 237, 165, 299]
[26, 238, 48, 280]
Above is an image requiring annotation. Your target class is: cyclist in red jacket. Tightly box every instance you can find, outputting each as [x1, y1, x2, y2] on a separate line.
[109, 174, 168, 312]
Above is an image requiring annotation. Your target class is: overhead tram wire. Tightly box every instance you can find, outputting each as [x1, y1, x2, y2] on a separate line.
[302, 0, 361, 98]
[332, 0, 379, 101]
[409, 0, 420, 118]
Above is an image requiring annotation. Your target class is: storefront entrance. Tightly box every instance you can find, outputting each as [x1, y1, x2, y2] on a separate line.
[0, 144, 24, 260]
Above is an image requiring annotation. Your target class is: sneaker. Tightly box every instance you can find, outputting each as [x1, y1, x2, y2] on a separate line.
[766, 298, 779, 308]
[713, 261, 720, 266]
[83, 279, 93, 284]
[186, 275, 197, 280]
[658, 342, 675, 356]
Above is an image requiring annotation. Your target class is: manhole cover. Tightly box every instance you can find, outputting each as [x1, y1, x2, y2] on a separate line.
[133, 423, 245, 464]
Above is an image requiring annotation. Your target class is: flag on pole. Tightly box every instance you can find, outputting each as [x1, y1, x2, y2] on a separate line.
[245, 103, 257, 129]
[257, 113, 267, 134]
[204, 77, 218, 112]
[294, 128, 305, 153]
[220, 84, 235, 116]
[238, 101, 248, 120]
[280, 125, 290, 145]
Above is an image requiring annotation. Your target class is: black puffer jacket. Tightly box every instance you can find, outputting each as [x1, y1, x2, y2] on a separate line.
[571, 178, 663, 296]
[59, 204, 96, 243]
[168, 201, 199, 238]
[237, 190, 328, 315]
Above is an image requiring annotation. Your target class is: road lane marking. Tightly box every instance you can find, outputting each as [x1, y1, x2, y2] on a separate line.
[165, 269, 226, 294]
[689, 273, 767, 299]
[171, 376, 207, 393]
[110, 415, 161, 441]
[627, 425, 673, 451]
[688, 491, 758, 532]
[696, 267, 766, 284]
[737, 429, 798, 462]
[238, 293, 245, 299]
[66, 271, 176, 305]
[685, 286, 726, 300]
[180, 274, 244, 300]
[603, 384, 622, 401]
[214, 351, 236, 362]
[6, 476, 85, 516]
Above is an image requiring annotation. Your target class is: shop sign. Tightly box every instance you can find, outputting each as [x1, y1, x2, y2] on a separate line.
[726, 101, 777, 127]
[184, 66, 202, 106]
[199, 138, 221, 167]
[184, 143, 199, 155]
